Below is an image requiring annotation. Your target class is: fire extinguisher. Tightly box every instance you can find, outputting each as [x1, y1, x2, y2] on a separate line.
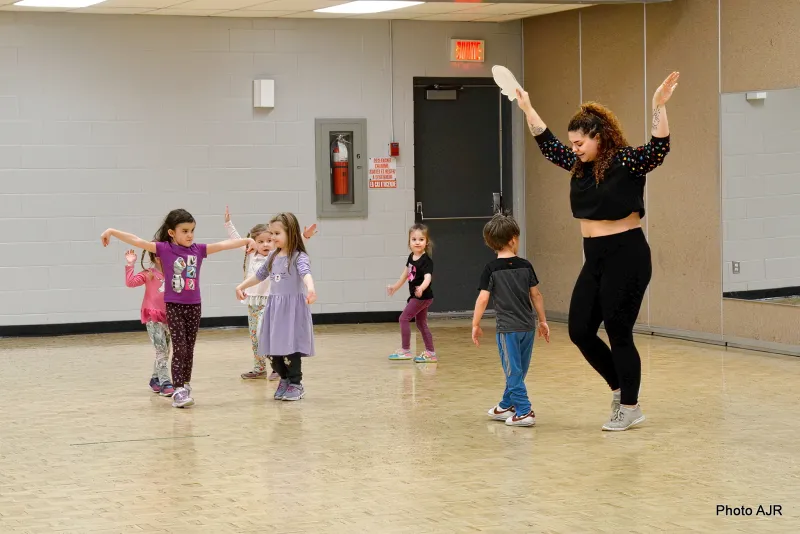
[331, 135, 349, 196]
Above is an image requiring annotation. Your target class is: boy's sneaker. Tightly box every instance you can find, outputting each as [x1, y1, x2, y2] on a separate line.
[268, 371, 280, 381]
[159, 382, 175, 397]
[282, 383, 305, 401]
[505, 411, 536, 427]
[274, 379, 290, 400]
[414, 351, 437, 363]
[149, 377, 161, 393]
[241, 370, 267, 379]
[488, 405, 515, 421]
[389, 349, 412, 361]
[602, 405, 645, 431]
[172, 387, 194, 408]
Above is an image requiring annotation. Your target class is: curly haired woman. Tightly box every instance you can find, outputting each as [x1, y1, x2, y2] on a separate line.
[516, 72, 679, 431]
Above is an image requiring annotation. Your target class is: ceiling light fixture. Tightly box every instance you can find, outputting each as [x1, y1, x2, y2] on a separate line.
[14, 0, 106, 7]
[315, 1, 424, 15]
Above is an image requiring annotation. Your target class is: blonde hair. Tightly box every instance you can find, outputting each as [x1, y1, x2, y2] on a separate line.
[408, 224, 433, 256]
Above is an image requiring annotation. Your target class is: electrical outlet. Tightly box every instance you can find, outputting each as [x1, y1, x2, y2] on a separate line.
[732, 261, 740, 274]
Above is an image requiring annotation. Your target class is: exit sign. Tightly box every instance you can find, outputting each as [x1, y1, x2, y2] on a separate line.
[450, 39, 485, 62]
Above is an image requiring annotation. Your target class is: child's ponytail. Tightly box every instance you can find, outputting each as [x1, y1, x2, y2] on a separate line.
[243, 232, 251, 278]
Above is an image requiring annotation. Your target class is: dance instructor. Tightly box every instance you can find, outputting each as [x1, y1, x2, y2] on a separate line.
[516, 72, 679, 431]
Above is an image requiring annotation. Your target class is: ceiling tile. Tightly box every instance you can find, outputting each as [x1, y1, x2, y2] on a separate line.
[0, 5, 67, 11]
[176, 0, 265, 9]
[281, 10, 348, 18]
[71, 6, 153, 13]
[474, 14, 527, 22]
[351, 11, 423, 19]
[519, 4, 587, 15]
[451, 3, 541, 15]
[146, 8, 226, 15]
[378, 3, 475, 14]
[247, 0, 340, 10]
[414, 13, 487, 21]
[93, 0, 185, 8]
[217, 9, 298, 17]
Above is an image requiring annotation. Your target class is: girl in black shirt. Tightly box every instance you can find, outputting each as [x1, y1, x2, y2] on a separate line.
[516, 71, 679, 432]
[387, 224, 437, 363]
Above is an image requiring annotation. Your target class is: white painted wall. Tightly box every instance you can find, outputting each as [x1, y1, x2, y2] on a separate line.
[722, 88, 800, 293]
[0, 13, 522, 326]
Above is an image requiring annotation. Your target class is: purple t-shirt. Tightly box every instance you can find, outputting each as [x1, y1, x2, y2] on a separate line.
[155, 242, 207, 305]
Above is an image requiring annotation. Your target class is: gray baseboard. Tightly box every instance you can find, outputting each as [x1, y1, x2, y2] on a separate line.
[434, 309, 797, 357]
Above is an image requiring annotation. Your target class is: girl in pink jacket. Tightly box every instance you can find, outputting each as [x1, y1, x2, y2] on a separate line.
[125, 249, 174, 397]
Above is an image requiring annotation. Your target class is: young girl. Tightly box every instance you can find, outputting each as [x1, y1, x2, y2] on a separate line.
[236, 212, 317, 402]
[224, 206, 279, 381]
[387, 224, 437, 363]
[102, 208, 255, 409]
[124, 248, 174, 397]
[225, 207, 319, 381]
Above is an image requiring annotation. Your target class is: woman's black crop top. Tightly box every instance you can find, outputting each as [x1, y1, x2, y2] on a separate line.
[533, 128, 670, 221]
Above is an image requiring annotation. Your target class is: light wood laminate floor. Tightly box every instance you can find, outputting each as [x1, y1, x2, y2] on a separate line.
[0, 319, 798, 533]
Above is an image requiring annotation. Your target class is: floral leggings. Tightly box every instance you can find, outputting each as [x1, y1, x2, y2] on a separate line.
[247, 302, 267, 373]
[146, 321, 171, 385]
[166, 302, 202, 388]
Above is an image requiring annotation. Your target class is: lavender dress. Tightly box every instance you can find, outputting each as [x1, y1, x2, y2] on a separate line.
[255, 251, 315, 357]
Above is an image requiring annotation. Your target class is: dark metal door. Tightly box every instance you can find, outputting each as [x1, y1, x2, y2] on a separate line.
[413, 78, 513, 313]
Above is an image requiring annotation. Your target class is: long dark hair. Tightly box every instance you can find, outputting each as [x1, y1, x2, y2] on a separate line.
[142, 209, 195, 270]
[265, 212, 307, 275]
[567, 102, 628, 183]
[244, 223, 270, 277]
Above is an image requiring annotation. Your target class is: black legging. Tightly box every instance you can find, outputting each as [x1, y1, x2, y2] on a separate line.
[270, 354, 302, 385]
[568, 228, 651, 406]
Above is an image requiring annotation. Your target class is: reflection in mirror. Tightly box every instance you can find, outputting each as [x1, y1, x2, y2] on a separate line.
[722, 88, 800, 306]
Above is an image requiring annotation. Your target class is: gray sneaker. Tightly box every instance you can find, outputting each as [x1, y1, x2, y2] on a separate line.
[282, 383, 305, 401]
[274, 379, 290, 400]
[611, 385, 641, 418]
[602, 405, 645, 431]
[171, 386, 194, 408]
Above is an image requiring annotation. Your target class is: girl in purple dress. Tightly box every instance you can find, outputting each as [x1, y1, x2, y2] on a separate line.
[237, 212, 317, 402]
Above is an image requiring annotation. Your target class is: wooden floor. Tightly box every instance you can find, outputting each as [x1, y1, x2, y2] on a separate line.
[1, 319, 798, 533]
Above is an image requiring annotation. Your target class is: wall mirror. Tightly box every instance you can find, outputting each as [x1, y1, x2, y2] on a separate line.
[721, 87, 800, 306]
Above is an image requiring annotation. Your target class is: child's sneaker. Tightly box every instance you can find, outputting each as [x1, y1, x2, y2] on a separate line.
[241, 370, 267, 379]
[505, 411, 535, 427]
[159, 382, 175, 397]
[389, 349, 413, 361]
[282, 383, 305, 401]
[268, 371, 280, 381]
[172, 387, 194, 408]
[487, 405, 515, 421]
[414, 351, 437, 363]
[149, 377, 161, 393]
[274, 379, 290, 400]
[602, 405, 645, 431]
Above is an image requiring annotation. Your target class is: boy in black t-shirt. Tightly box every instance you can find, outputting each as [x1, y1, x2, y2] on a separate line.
[472, 213, 550, 427]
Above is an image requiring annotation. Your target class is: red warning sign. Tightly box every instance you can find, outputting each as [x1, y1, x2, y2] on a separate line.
[369, 157, 397, 189]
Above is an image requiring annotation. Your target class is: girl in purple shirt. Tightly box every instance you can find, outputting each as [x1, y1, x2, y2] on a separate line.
[102, 208, 255, 409]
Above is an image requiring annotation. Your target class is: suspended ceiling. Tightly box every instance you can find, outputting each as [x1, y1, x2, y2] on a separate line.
[0, 0, 597, 20]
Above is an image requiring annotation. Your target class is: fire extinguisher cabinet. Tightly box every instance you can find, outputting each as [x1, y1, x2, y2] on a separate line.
[315, 118, 368, 219]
